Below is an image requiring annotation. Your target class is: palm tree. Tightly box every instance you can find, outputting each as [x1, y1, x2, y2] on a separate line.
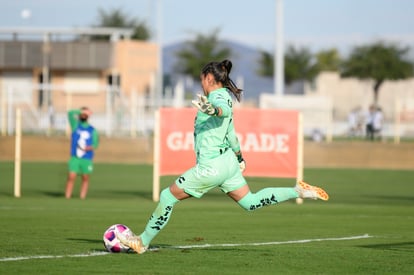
[257, 45, 320, 85]
[90, 7, 151, 40]
[174, 28, 231, 81]
[284, 45, 319, 85]
[256, 50, 273, 77]
[341, 41, 413, 104]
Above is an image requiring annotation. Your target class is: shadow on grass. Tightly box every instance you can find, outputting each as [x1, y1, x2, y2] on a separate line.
[14, 188, 244, 201]
[67, 238, 102, 244]
[94, 189, 229, 201]
[359, 242, 414, 252]
[92, 190, 153, 200]
[364, 195, 414, 202]
[41, 191, 63, 197]
[112, 190, 152, 199]
[36, 190, 154, 200]
[361, 195, 414, 205]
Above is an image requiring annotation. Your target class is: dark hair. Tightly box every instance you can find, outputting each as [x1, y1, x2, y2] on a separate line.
[201, 59, 243, 102]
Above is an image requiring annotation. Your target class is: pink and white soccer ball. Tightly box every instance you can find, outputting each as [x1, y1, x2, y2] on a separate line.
[103, 224, 133, 253]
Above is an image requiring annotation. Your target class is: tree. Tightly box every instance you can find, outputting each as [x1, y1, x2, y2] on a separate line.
[256, 50, 273, 77]
[90, 7, 151, 40]
[341, 41, 413, 104]
[284, 45, 319, 85]
[315, 48, 341, 72]
[257, 45, 320, 85]
[174, 28, 231, 81]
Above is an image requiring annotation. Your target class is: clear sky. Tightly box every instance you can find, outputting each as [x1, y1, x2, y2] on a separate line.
[1, 0, 413, 55]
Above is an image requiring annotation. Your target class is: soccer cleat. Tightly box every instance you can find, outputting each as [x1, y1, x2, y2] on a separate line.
[295, 180, 329, 201]
[115, 231, 148, 254]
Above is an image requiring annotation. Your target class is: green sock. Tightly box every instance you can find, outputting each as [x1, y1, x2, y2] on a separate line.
[237, 188, 298, 211]
[140, 188, 179, 246]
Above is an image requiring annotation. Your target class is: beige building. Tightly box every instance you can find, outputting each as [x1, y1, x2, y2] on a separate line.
[309, 71, 414, 121]
[0, 27, 158, 114]
[260, 71, 414, 138]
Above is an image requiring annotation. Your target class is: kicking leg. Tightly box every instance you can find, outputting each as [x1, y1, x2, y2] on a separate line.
[140, 184, 187, 246]
[229, 181, 328, 211]
[117, 183, 188, 254]
[229, 184, 299, 211]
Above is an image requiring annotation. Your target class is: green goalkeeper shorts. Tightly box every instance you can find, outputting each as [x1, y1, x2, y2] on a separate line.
[68, 157, 94, 175]
[175, 149, 246, 198]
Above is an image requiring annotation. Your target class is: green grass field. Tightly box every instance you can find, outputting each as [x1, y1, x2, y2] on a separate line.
[0, 161, 413, 274]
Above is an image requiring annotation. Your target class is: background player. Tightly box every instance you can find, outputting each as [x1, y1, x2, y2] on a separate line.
[65, 107, 99, 199]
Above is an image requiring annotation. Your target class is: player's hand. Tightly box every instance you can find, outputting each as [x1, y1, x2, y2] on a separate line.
[239, 160, 246, 172]
[81, 108, 92, 116]
[236, 152, 246, 172]
[191, 94, 218, 116]
[84, 145, 94, 151]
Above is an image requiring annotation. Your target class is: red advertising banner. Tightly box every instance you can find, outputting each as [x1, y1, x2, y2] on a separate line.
[157, 108, 301, 178]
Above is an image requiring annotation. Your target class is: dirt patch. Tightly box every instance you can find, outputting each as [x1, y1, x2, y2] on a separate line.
[0, 135, 152, 163]
[304, 141, 414, 169]
[1, 136, 413, 170]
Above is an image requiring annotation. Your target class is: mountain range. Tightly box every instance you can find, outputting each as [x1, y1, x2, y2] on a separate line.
[162, 40, 277, 102]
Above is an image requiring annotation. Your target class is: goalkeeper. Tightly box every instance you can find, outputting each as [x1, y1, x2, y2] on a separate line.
[117, 59, 329, 254]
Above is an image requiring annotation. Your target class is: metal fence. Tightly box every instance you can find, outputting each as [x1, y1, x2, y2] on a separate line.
[1, 82, 414, 141]
[1, 83, 143, 137]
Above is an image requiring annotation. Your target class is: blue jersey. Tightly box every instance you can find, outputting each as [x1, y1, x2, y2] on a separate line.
[68, 109, 99, 160]
[71, 124, 96, 159]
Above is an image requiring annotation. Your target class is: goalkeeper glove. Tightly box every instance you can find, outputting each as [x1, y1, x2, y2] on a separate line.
[191, 94, 219, 116]
[236, 152, 246, 172]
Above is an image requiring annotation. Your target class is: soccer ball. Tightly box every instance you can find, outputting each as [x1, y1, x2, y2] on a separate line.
[103, 224, 133, 253]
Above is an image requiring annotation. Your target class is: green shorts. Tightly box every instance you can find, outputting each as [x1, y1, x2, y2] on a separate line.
[175, 149, 246, 198]
[68, 157, 94, 175]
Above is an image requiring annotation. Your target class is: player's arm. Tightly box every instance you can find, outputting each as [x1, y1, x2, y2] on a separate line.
[214, 97, 231, 117]
[84, 130, 99, 151]
[226, 119, 246, 172]
[67, 109, 80, 131]
[192, 94, 231, 117]
[227, 120, 240, 153]
[92, 130, 99, 149]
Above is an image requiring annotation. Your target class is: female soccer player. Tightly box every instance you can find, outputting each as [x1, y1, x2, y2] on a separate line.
[117, 59, 329, 254]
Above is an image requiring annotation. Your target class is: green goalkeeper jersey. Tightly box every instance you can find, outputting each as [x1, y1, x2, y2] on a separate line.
[194, 88, 241, 163]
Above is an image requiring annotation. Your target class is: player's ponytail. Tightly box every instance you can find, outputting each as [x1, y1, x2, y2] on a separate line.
[201, 60, 243, 102]
[219, 60, 243, 102]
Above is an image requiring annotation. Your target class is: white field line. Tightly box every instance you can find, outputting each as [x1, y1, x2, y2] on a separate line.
[166, 234, 372, 250]
[0, 251, 108, 262]
[0, 234, 372, 262]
